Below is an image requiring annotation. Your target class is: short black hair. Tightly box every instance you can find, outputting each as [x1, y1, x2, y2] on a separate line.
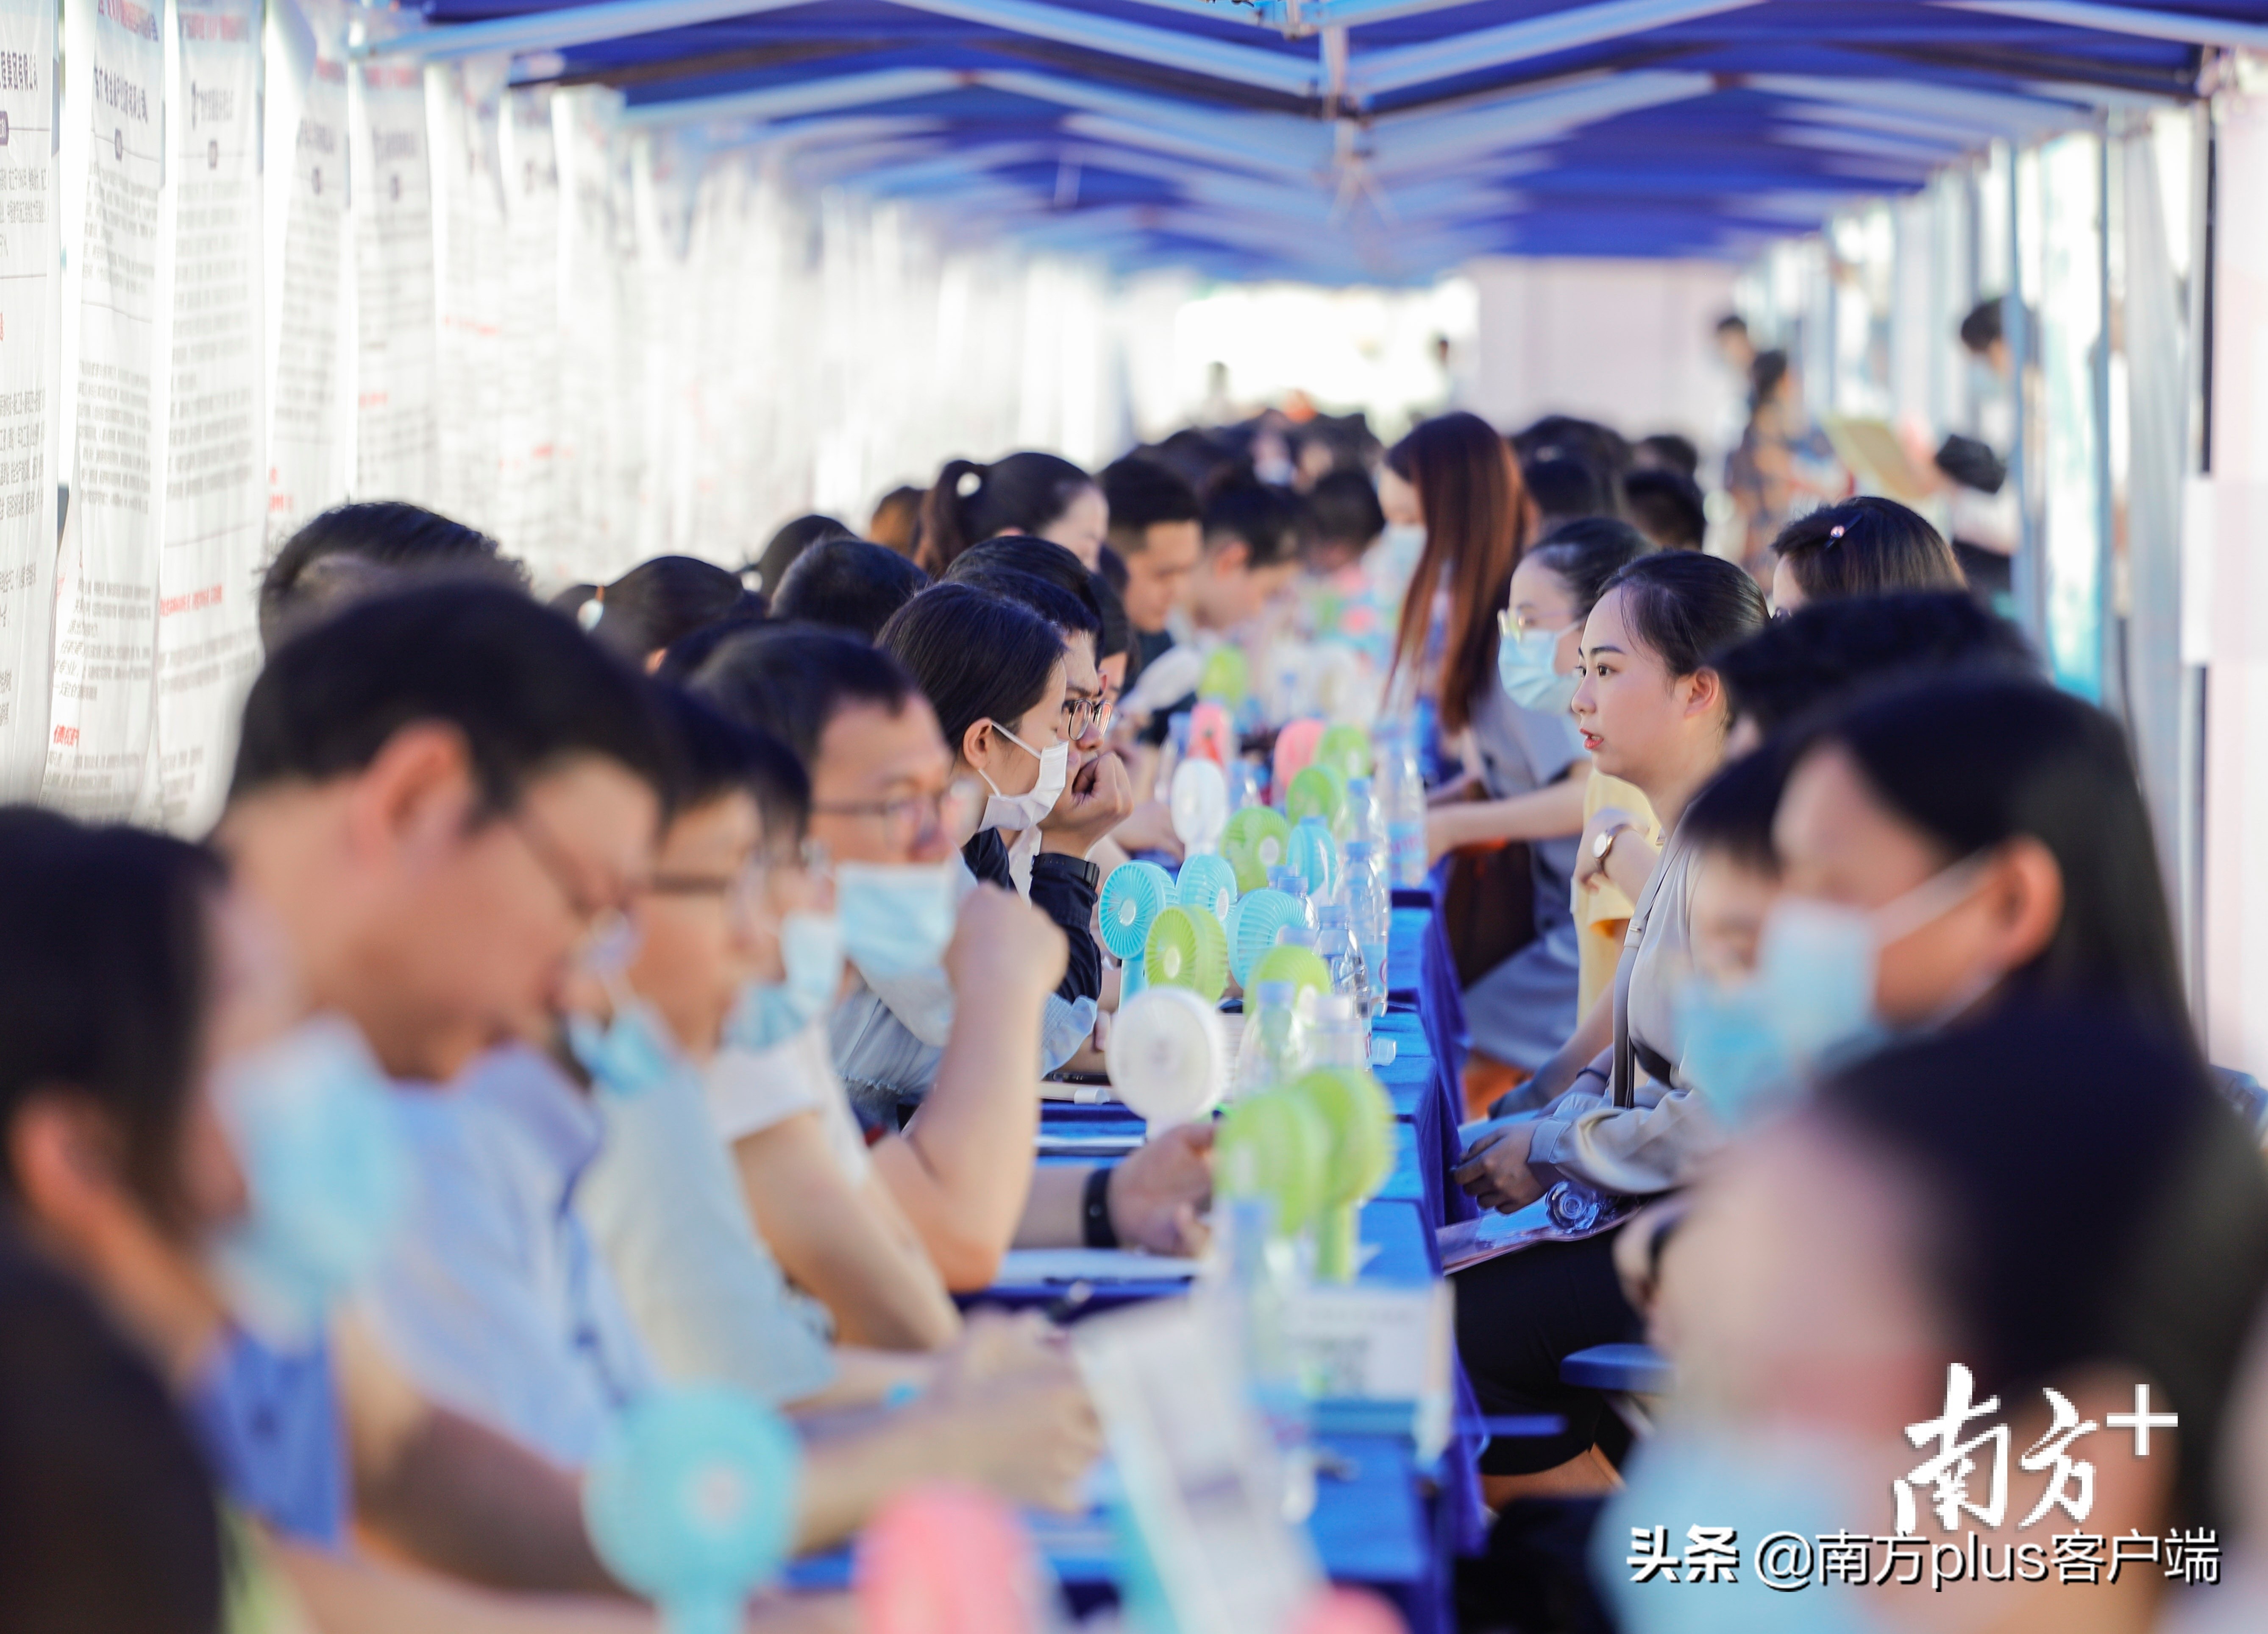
[944, 537, 1110, 651]
[1959, 296, 2004, 355]
[652, 686, 810, 845]
[0, 1232, 223, 1634]
[1634, 433, 1700, 479]
[230, 582, 675, 816]
[587, 556, 762, 661]
[1597, 549, 1769, 679]
[1200, 477, 1299, 570]
[1521, 455, 1608, 523]
[1820, 1005, 2268, 1531]
[1622, 468, 1708, 551]
[1301, 469, 1386, 553]
[1101, 457, 1201, 554]
[943, 559, 1101, 647]
[1714, 313, 1749, 337]
[1750, 349, 1790, 409]
[771, 538, 929, 642]
[1678, 745, 1787, 877]
[1717, 591, 2036, 739]
[259, 502, 523, 647]
[751, 514, 854, 595]
[693, 625, 918, 768]
[1772, 496, 1965, 603]
[1524, 518, 1650, 620]
[0, 811, 223, 1232]
[653, 603, 769, 685]
[1510, 415, 1629, 480]
[877, 584, 1064, 756]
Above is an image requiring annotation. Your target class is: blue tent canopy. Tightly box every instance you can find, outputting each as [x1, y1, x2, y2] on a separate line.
[354, 0, 2268, 279]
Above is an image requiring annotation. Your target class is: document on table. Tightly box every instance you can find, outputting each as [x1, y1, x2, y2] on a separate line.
[998, 1248, 1199, 1284]
[1437, 1196, 1622, 1273]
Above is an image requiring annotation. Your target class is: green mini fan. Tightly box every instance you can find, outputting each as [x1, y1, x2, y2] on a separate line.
[1284, 763, 1346, 832]
[1143, 903, 1229, 1004]
[1250, 942, 1332, 1005]
[1213, 1088, 1329, 1238]
[1315, 722, 1372, 783]
[1198, 644, 1249, 706]
[1221, 805, 1293, 895]
[1287, 1066, 1395, 1283]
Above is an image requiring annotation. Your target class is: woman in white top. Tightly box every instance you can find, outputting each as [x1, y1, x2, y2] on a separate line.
[1450, 550, 1767, 1490]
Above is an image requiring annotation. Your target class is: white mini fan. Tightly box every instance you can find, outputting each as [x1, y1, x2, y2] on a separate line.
[1169, 757, 1229, 856]
[1105, 985, 1229, 1131]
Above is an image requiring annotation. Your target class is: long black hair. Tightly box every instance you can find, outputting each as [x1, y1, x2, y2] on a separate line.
[1596, 548, 1769, 680]
[919, 452, 1096, 574]
[877, 584, 1065, 759]
[1772, 496, 1965, 603]
[0, 810, 223, 1232]
[1524, 517, 1650, 622]
[1798, 671, 2189, 1042]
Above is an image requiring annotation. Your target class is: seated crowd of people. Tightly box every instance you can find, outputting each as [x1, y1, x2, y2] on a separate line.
[5, 399, 2266, 1634]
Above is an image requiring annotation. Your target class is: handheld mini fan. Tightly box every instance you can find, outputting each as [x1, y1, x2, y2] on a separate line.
[1098, 861, 1174, 999]
[1107, 984, 1230, 1129]
[1143, 904, 1230, 1004]
[1225, 887, 1312, 989]
[1250, 943, 1333, 1006]
[1285, 764, 1347, 833]
[1198, 644, 1249, 708]
[1169, 757, 1229, 856]
[856, 1485, 1047, 1634]
[1213, 1087, 1330, 1238]
[1272, 717, 1325, 799]
[1176, 852, 1241, 923]
[1221, 805, 1294, 895]
[583, 1386, 801, 1634]
[1287, 1067, 1395, 1283]
[1286, 817, 1340, 903]
[1186, 699, 1236, 766]
[1316, 723, 1373, 784]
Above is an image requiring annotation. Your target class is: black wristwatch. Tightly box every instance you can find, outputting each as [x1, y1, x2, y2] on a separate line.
[1082, 1165, 1119, 1249]
[1039, 853, 1102, 890]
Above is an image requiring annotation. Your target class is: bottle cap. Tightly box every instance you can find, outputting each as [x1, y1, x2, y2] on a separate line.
[1255, 979, 1297, 1011]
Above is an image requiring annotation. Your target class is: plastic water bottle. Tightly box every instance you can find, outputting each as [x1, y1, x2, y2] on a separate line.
[1315, 899, 1372, 1025]
[1303, 991, 1368, 1070]
[1375, 719, 1428, 890]
[1344, 775, 1384, 856]
[1216, 1195, 1316, 1524]
[1233, 980, 1309, 1099]
[1343, 841, 1390, 1019]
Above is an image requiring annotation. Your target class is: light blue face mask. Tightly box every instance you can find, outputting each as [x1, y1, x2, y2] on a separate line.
[1495, 620, 1579, 714]
[723, 912, 846, 1054]
[211, 1015, 410, 1345]
[1597, 1427, 1888, 1634]
[835, 861, 958, 982]
[568, 1000, 685, 1101]
[1673, 978, 1802, 1130]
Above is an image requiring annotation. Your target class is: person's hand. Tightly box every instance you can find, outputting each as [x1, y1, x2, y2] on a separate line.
[921, 1312, 1100, 1512]
[1425, 805, 1476, 865]
[1453, 1120, 1546, 1213]
[1042, 750, 1135, 857]
[944, 884, 1067, 1003]
[1573, 806, 1643, 895]
[1107, 798, 1184, 862]
[1107, 1122, 1215, 1257]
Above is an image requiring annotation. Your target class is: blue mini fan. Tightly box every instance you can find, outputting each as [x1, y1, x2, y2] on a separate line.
[1098, 861, 1175, 998]
[1225, 887, 1313, 990]
[1176, 853, 1240, 924]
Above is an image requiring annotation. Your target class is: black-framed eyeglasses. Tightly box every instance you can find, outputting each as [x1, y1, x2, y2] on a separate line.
[1063, 693, 1114, 736]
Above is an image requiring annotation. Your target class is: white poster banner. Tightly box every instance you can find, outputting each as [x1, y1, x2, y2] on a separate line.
[146, 0, 260, 833]
[429, 58, 503, 536]
[495, 84, 558, 577]
[0, 0, 57, 798]
[353, 56, 434, 501]
[263, 0, 348, 547]
[45, 0, 164, 817]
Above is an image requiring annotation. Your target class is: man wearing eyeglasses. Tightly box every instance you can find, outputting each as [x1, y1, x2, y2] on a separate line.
[698, 627, 1213, 1290]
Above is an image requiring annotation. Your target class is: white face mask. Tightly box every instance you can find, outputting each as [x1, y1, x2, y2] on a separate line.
[977, 721, 1070, 833]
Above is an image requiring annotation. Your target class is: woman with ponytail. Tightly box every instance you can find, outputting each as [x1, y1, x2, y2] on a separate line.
[918, 453, 1107, 574]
